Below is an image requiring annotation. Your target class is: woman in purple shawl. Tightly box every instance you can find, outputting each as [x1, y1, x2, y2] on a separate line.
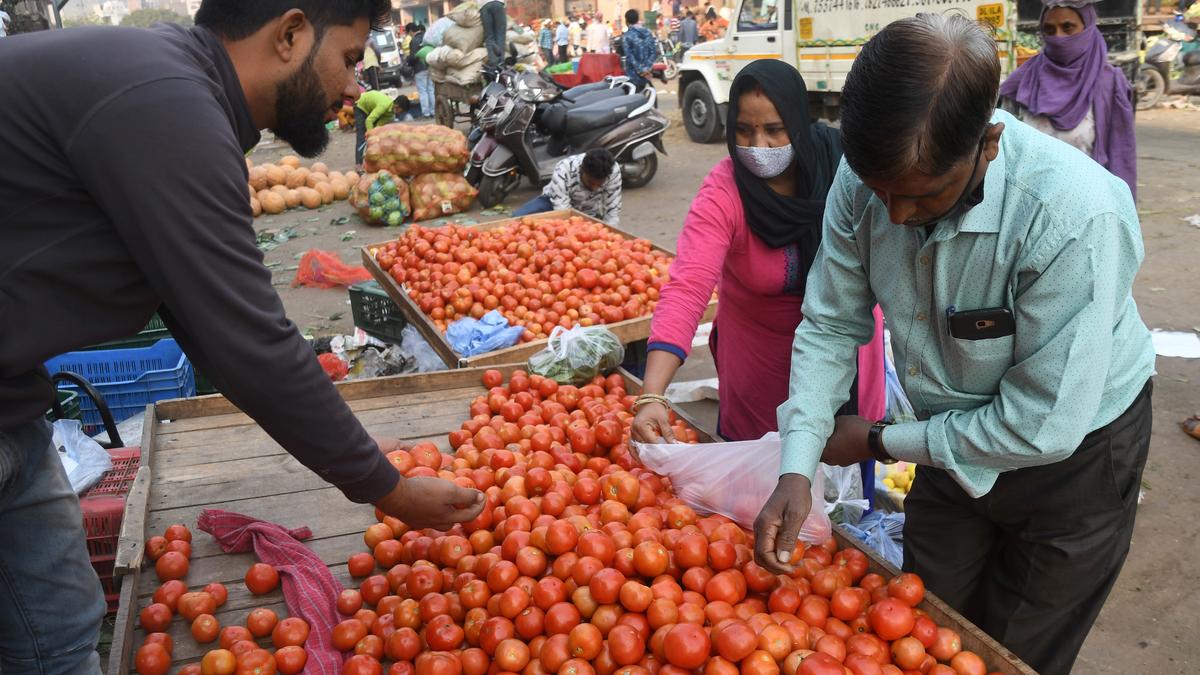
[999, 0, 1137, 197]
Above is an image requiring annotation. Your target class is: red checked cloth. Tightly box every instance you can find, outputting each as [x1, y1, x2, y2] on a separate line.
[197, 509, 344, 674]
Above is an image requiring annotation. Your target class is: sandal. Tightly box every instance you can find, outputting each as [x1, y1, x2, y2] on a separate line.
[1183, 415, 1200, 441]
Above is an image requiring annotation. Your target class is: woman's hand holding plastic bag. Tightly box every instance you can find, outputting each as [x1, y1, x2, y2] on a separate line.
[633, 433, 831, 565]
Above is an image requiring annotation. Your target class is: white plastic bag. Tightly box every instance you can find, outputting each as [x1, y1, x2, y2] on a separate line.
[634, 432, 832, 544]
[883, 330, 918, 424]
[528, 325, 624, 385]
[822, 464, 868, 526]
[52, 419, 112, 495]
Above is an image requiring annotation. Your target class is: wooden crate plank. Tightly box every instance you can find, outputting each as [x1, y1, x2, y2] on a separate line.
[156, 385, 481, 435]
[114, 407, 157, 577]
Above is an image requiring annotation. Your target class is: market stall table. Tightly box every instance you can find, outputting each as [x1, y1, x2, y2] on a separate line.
[107, 368, 1034, 674]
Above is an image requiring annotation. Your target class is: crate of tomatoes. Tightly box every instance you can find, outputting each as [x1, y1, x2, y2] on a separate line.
[361, 210, 718, 369]
[117, 366, 1034, 675]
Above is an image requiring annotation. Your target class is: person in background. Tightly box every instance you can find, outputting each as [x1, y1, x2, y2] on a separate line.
[700, 7, 728, 41]
[555, 18, 570, 62]
[512, 148, 622, 225]
[407, 22, 434, 119]
[587, 14, 610, 52]
[679, 10, 698, 48]
[539, 19, 554, 63]
[480, 0, 507, 69]
[672, 0, 683, 17]
[355, 90, 411, 170]
[622, 9, 657, 92]
[753, 15, 1153, 675]
[0, 9, 10, 37]
[0, 2, 486, 671]
[361, 36, 381, 89]
[632, 59, 885, 455]
[999, 0, 1136, 196]
[569, 17, 583, 56]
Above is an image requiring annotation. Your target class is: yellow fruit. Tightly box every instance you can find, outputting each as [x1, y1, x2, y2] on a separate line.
[250, 196, 262, 217]
[883, 478, 895, 490]
[248, 166, 268, 191]
[279, 154, 301, 168]
[306, 172, 328, 189]
[310, 161, 329, 174]
[299, 187, 322, 209]
[330, 178, 350, 200]
[316, 182, 334, 204]
[284, 189, 301, 209]
[261, 191, 286, 214]
[270, 184, 289, 196]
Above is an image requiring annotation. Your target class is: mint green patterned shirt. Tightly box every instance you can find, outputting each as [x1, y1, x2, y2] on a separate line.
[778, 110, 1155, 498]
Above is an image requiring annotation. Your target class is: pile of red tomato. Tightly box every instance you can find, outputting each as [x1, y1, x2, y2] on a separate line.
[134, 368, 1003, 675]
[370, 218, 674, 339]
[137, 524, 311, 674]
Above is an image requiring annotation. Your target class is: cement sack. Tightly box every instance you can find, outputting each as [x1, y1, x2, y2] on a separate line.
[443, 22, 484, 52]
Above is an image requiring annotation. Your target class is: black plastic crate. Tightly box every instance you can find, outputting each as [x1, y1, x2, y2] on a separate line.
[349, 280, 408, 343]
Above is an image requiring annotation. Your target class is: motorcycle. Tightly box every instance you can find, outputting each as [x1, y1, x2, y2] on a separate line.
[1137, 16, 1200, 110]
[468, 74, 669, 208]
[657, 37, 683, 80]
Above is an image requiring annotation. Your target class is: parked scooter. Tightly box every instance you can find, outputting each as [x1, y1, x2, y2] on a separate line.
[469, 75, 669, 208]
[657, 37, 682, 80]
[1138, 16, 1200, 109]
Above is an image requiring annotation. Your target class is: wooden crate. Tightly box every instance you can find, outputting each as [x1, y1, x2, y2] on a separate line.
[360, 209, 718, 368]
[107, 368, 1033, 674]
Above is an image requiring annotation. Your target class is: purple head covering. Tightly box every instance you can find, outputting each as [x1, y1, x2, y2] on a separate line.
[999, 2, 1138, 196]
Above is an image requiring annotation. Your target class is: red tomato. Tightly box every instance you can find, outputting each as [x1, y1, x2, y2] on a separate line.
[191, 614, 220, 644]
[334, 619, 370, 651]
[154, 551, 189, 582]
[246, 607, 279, 638]
[867, 598, 915, 641]
[662, 623, 710, 669]
[272, 617, 310, 649]
[275, 646, 308, 675]
[244, 563, 280, 595]
[344, 654, 384, 675]
[797, 652, 843, 675]
[139, 603, 172, 633]
[887, 573, 925, 607]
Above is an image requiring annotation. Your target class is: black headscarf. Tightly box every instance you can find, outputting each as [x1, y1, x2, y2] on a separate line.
[726, 60, 842, 268]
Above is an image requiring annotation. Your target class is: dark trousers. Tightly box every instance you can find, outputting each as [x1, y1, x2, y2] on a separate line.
[558, 44, 569, 63]
[903, 381, 1153, 675]
[354, 107, 368, 166]
[364, 65, 380, 90]
[481, 1, 507, 68]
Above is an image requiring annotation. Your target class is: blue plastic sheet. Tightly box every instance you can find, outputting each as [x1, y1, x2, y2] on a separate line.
[446, 311, 525, 356]
[842, 511, 906, 568]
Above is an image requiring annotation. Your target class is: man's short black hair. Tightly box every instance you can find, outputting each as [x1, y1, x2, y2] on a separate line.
[840, 13, 999, 180]
[195, 0, 392, 40]
[394, 96, 412, 113]
[625, 9, 640, 26]
[405, 22, 418, 32]
[581, 148, 615, 182]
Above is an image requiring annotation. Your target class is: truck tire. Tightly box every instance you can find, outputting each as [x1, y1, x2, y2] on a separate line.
[682, 81, 724, 144]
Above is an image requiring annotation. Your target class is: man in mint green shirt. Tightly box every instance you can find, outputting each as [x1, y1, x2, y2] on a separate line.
[753, 15, 1154, 675]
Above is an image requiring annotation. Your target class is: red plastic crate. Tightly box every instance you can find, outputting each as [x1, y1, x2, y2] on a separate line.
[91, 554, 120, 614]
[81, 447, 140, 558]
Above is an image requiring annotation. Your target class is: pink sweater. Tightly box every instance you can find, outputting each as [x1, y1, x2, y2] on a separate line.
[649, 158, 886, 441]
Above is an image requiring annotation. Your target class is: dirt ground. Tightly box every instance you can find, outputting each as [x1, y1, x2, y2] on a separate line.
[251, 90, 1200, 674]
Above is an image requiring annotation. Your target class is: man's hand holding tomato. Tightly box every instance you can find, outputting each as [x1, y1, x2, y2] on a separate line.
[753, 415, 874, 574]
[371, 436, 486, 531]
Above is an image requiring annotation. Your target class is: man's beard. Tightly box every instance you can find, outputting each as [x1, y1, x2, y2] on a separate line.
[272, 46, 333, 158]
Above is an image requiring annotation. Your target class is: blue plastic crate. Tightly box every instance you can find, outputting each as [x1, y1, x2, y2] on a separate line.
[45, 339, 195, 434]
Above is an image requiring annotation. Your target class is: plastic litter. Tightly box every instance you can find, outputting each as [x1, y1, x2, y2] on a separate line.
[823, 464, 869, 526]
[292, 249, 373, 288]
[52, 419, 113, 495]
[841, 511, 906, 568]
[446, 311, 525, 356]
[634, 432, 833, 544]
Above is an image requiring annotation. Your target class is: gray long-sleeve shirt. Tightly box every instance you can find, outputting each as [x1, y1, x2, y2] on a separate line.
[0, 24, 399, 503]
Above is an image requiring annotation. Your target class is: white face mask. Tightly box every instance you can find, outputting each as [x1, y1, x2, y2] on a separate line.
[735, 144, 795, 179]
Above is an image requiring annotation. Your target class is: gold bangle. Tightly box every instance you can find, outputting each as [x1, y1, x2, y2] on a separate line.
[634, 394, 671, 411]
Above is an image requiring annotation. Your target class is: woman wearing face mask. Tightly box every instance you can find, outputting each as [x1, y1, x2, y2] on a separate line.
[632, 60, 885, 446]
[999, 0, 1136, 196]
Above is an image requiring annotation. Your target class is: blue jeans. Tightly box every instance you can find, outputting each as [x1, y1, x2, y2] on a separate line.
[0, 419, 105, 673]
[513, 194, 553, 216]
[480, 1, 508, 68]
[414, 70, 435, 118]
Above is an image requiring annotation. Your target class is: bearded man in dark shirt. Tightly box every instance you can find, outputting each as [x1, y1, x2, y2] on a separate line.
[0, 2, 484, 670]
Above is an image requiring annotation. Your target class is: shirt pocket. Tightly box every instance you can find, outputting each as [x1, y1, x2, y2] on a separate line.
[944, 335, 1014, 395]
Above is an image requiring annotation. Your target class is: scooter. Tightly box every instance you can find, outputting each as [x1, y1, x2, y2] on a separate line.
[657, 37, 682, 80]
[469, 75, 669, 208]
[1137, 16, 1200, 109]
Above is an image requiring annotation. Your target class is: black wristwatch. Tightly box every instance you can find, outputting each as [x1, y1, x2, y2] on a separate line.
[868, 422, 897, 465]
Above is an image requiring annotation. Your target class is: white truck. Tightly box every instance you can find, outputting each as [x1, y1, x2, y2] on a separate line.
[676, 0, 1016, 142]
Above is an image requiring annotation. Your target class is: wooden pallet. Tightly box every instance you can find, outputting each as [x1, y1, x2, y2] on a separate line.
[360, 209, 718, 369]
[107, 367, 1033, 674]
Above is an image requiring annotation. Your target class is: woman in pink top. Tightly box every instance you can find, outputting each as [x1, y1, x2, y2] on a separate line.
[632, 60, 885, 444]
